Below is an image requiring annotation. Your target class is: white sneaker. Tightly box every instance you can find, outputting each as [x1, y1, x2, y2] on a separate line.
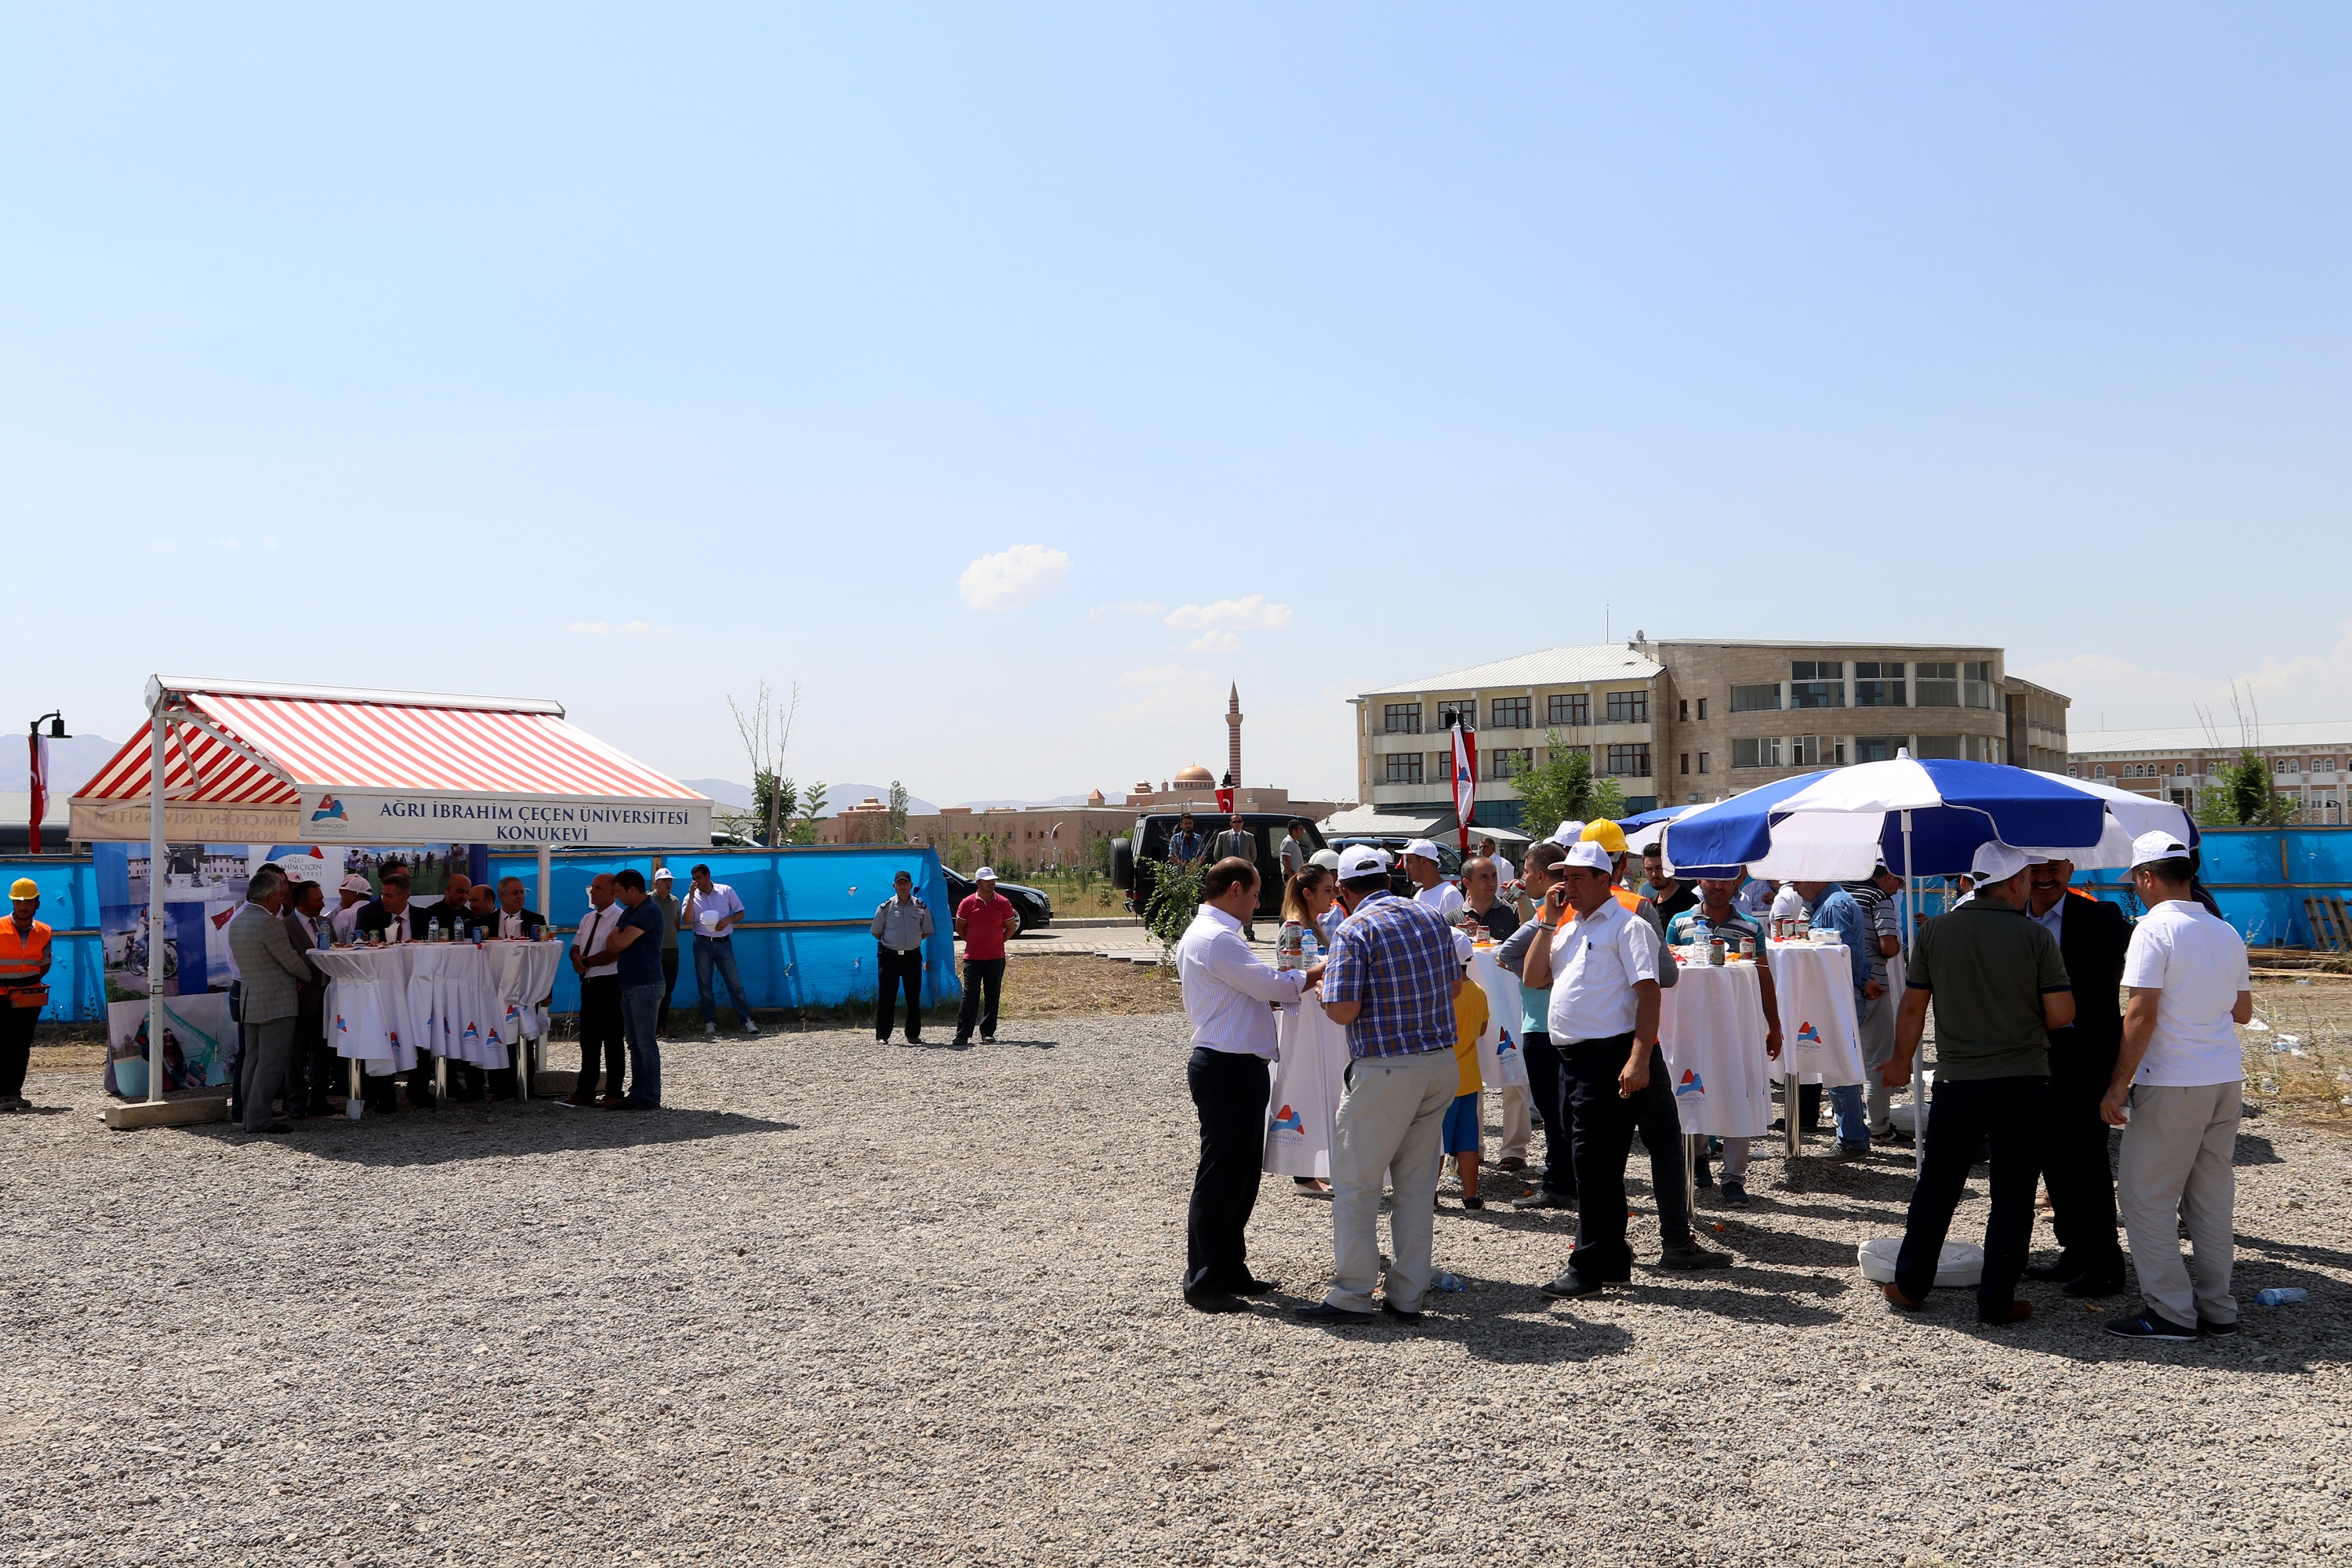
[740, 1021, 760, 1036]
[703, 1024, 717, 1038]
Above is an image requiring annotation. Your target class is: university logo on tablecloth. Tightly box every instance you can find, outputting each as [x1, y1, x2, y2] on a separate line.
[1795, 1022, 1821, 1045]
[1269, 1104, 1305, 1138]
[1675, 1068, 1705, 1100]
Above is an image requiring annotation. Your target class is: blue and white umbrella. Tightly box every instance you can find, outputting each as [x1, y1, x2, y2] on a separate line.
[1661, 757, 2109, 881]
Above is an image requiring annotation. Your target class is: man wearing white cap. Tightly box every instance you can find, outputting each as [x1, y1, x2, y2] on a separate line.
[1881, 840, 2074, 1326]
[1295, 844, 1464, 1326]
[2102, 832, 2252, 1341]
[952, 867, 1020, 1046]
[1403, 840, 1464, 923]
[1523, 840, 1725, 1295]
[329, 872, 373, 945]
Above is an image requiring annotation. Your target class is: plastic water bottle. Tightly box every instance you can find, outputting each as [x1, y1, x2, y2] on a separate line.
[1435, 1271, 1467, 1293]
[2255, 1287, 2307, 1306]
[1690, 917, 1711, 958]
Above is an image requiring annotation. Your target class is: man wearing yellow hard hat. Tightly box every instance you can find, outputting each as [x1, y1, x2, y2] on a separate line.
[0, 877, 54, 1112]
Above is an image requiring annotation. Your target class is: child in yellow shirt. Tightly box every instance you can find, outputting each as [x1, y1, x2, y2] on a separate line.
[1443, 962, 1490, 1208]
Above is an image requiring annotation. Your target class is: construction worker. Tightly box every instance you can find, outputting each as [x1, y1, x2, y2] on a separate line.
[0, 877, 55, 1112]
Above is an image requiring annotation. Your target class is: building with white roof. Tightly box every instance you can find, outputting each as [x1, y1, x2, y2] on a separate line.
[2067, 721, 2349, 822]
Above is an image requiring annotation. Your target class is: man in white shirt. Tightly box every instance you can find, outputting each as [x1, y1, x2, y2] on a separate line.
[1403, 839, 1464, 922]
[1521, 841, 1725, 1297]
[682, 863, 759, 1037]
[566, 873, 627, 1106]
[2102, 832, 2254, 1342]
[329, 873, 372, 943]
[1769, 880, 1806, 927]
[1175, 855, 1316, 1313]
[1475, 837, 1516, 886]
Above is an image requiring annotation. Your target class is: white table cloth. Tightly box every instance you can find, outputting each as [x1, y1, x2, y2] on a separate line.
[1468, 947, 1530, 1091]
[1765, 938, 1866, 1087]
[1265, 997, 1349, 1180]
[316, 941, 560, 1079]
[1655, 957, 1776, 1138]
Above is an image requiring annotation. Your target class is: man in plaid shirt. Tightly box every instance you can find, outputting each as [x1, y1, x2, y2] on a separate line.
[1297, 845, 1465, 1327]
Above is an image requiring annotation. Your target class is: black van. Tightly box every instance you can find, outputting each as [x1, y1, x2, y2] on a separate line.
[1110, 813, 1327, 921]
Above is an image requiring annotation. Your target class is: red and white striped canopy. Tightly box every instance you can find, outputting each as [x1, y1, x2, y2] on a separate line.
[71, 678, 710, 846]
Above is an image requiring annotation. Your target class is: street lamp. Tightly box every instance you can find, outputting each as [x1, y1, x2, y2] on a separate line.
[26, 711, 70, 855]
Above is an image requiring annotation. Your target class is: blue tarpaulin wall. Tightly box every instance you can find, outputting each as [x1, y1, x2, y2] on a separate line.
[0, 844, 959, 1022]
[0, 857, 102, 1022]
[483, 844, 960, 1016]
[2067, 826, 2352, 948]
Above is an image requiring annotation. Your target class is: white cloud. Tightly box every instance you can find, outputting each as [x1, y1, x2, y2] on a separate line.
[2017, 619, 2352, 735]
[1119, 600, 1166, 618]
[1161, 594, 1291, 652]
[959, 544, 1071, 611]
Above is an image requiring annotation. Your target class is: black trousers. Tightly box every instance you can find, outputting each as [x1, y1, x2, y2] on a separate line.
[658, 948, 680, 1036]
[0, 1004, 35, 1100]
[1185, 1047, 1271, 1297]
[954, 958, 1004, 1041]
[1894, 1075, 2051, 1313]
[876, 947, 924, 1040]
[1562, 1037, 1691, 1281]
[1521, 1031, 1576, 1198]
[2045, 1043, 2125, 1276]
[577, 975, 626, 1098]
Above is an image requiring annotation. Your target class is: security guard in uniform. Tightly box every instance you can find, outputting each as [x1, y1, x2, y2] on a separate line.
[0, 877, 55, 1112]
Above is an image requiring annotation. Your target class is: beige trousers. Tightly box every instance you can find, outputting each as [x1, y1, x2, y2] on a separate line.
[1324, 1050, 1457, 1315]
[1497, 1083, 1532, 1160]
[2116, 1080, 2241, 1328]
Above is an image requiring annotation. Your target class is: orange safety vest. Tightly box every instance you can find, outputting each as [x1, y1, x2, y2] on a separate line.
[1610, 886, 1646, 916]
[0, 918, 53, 984]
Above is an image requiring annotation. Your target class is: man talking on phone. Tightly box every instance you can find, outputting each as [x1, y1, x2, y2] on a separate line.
[1521, 840, 1726, 1298]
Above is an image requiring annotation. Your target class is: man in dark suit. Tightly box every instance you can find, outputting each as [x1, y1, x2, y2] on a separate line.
[353, 870, 432, 941]
[2023, 855, 2132, 1295]
[279, 877, 334, 1115]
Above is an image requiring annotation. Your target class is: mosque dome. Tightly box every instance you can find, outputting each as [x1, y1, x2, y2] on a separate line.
[1173, 764, 1215, 787]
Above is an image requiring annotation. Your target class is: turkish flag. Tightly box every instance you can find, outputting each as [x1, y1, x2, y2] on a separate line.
[26, 735, 47, 856]
[1451, 721, 1477, 851]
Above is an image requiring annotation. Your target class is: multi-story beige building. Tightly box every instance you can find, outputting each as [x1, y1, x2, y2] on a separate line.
[2067, 721, 2347, 822]
[1352, 637, 2063, 829]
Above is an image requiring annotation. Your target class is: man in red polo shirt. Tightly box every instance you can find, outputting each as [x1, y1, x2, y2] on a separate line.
[952, 867, 1021, 1045]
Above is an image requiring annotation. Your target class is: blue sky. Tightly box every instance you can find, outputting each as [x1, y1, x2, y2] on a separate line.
[7, 5, 2348, 802]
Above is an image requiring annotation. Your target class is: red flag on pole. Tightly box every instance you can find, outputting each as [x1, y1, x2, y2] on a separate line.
[26, 734, 47, 856]
[1450, 719, 1476, 853]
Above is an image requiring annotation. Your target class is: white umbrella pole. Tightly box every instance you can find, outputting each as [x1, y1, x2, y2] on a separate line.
[1903, 812, 1922, 1177]
[144, 711, 167, 1105]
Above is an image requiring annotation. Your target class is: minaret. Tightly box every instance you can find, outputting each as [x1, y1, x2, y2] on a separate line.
[1225, 684, 1243, 790]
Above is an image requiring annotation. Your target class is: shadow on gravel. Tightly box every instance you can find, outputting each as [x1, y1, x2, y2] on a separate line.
[1628, 1280, 1846, 1328]
[2232, 1133, 2286, 1166]
[1405, 1302, 1637, 1365]
[189, 1105, 799, 1167]
[1718, 1229, 1860, 1270]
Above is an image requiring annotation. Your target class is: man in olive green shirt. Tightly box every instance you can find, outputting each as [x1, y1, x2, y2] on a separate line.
[1882, 841, 2074, 1324]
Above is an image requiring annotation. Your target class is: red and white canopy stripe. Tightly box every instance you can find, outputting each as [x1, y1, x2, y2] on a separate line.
[75, 687, 702, 804]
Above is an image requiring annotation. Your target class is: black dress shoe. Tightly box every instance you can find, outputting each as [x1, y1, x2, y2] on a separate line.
[1184, 1291, 1248, 1314]
[1217, 1276, 1278, 1296]
[1538, 1269, 1605, 1299]
[1379, 1300, 1424, 1325]
[1293, 1302, 1375, 1324]
[2198, 1316, 2239, 1338]
[2022, 1258, 2086, 1283]
[2063, 1271, 2126, 1298]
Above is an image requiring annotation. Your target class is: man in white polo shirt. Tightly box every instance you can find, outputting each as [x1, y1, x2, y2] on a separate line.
[2102, 831, 2254, 1342]
[1403, 839, 1464, 922]
[1174, 855, 1316, 1314]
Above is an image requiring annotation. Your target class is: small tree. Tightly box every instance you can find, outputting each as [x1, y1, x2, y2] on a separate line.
[1144, 855, 1207, 964]
[887, 780, 909, 844]
[1513, 730, 1627, 840]
[728, 681, 807, 847]
[2197, 751, 2291, 827]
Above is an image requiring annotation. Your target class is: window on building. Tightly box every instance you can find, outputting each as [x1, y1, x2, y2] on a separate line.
[2175, 762, 2188, 776]
[1788, 735, 1828, 768]
[1962, 661, 1995, 710]
[1853, 661, 1906, 707]
[2067, 765, 2078, 778]
[2092, 764, 2106, 779]
[1605, 743, 1651, 777]
[1731, 737, 1782, 769]
[1853, 735, 1903, 764]
[1548, 693, 1588, 727]
[1788, 660, 1844, 709]
[1697, 697, 1709, 720]
[1730, 684, 1780, 713]
[1915, 662, 1959, 706]
[2317, 757, 2336, 773]
[1678, 698, 1689, 722]
[1679, 753, 1691, 775]
[1697, 752, 1710, 774]
[1962, 735, 2000, 763]
[1604, 690, 1648, 724]
[1490, 747, 1531, 779]
[1384, 752, 1422, 784]
[1437, 699, 1475, 731]
[1488, 696, 1530, 730]
[1913, 734, 1963, 760]
[1383, 702, 1422, 735]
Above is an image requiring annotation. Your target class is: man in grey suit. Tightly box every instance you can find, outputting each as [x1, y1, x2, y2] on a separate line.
[227, 865, 318, 1134]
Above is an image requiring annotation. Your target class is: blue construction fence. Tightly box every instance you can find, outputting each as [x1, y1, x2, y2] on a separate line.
[0, 844, 960, 1024]
[2067, 826, 2352, 948]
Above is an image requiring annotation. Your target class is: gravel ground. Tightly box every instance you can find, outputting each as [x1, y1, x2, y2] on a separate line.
[5, 1012, 2349, 1568]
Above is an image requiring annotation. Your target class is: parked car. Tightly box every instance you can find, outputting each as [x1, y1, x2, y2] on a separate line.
[1327, 836, 1461, 901]
[942, 868, 1054, 934]
[1110, 813, 1328, 922]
